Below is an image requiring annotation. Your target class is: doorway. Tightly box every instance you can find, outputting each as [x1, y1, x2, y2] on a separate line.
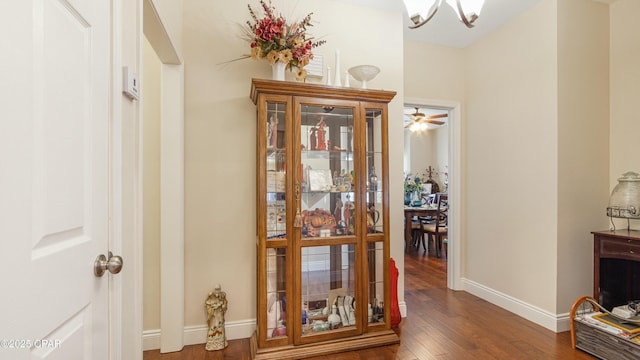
[403, 105, 449, 193]
[403, 99, 462, 291]
[142, 0, 185, 352]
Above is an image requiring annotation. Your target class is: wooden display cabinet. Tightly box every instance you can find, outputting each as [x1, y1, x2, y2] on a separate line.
[250, 78, 399, 359]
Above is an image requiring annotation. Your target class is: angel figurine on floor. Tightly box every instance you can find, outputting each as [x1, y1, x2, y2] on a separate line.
[205, 285, 228, 351]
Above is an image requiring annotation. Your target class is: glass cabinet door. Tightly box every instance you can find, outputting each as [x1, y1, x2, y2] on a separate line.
[365, 109, 384, 235]
[299, 103, 356, 239]
[265, 101, 287, 240]
[296, 101, 361, 342]
[364, 106, 388, 327]
[367, 242, 386, 325]
[301, 245, 356, 335]
[260, 97, 291, 346]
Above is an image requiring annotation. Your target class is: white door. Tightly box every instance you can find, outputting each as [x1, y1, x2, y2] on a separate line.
[0, 0, 112, 359]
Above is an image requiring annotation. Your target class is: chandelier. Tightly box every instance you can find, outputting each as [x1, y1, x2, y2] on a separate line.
[403, 0, 486, 29]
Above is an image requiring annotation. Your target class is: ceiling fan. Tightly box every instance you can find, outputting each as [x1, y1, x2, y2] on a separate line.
[404, 107, 448, 131]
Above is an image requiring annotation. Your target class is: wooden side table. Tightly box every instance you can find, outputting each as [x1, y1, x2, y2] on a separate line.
[592, 230, 640, 311]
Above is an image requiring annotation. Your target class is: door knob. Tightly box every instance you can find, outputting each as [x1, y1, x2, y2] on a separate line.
[94, 252, 124, 277]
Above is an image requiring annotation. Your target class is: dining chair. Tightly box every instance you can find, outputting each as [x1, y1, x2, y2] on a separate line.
[410, 218, 424, 250]
[412, 194, 438, 254]
[422, 193, 448, 258]
[422, 193, 436, 206]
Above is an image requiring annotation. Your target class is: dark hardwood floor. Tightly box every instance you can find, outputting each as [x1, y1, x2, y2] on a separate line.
[143, 249, 595, 360]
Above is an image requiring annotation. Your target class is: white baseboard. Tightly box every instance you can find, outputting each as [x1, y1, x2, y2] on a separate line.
[461, 277, 570, 332]
[144, 303, 410, 352]
[146, 297, 523, 352]
[143, 319, 256, 352]
[142, 329, 161, 351]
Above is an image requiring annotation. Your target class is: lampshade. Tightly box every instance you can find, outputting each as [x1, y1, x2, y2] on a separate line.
[607, 172, 640, 227]
[445, 0, 484, 20]
[402, 0, 441, 28]
[404, 0, 485, 29]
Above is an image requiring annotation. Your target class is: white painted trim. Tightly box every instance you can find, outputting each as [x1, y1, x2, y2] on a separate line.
[142, 329, 161, 352]
[399, 301, 408, 318]
[143, 320, 258, 351]
[133, 0, 145, 358]
[556, 312, 571, 332]
[462, 278, 569, 332]
[143, 0, 181, 64]
[403, 97, 463, 291]
[142, 2, 186, 353]
[109, 0, 127, 358]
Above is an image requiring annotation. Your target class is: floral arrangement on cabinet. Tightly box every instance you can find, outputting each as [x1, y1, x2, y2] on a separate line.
[244, 0, 326, 80]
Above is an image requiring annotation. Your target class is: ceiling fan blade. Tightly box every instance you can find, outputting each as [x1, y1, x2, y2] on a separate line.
[426, 113, 448, 119]
[404, 109, 448, 129]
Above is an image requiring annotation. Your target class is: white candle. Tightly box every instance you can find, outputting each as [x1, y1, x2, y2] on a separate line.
[334, 49, 341, 86]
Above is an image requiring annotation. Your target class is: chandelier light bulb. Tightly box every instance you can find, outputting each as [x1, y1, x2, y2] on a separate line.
[404, 0, 485, 29]
[445, 0, 484, 27]
[409, 122, 430, 132]
[402, 0, 441, 29]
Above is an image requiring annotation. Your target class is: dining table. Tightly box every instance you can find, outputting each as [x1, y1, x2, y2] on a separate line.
[404, 204, 438, 252]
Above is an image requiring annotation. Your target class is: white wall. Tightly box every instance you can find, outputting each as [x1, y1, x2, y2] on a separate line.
[149, 0, 183, 57]
[435, 126, 449, 188]
[408, 129, 437, 176]
[610, 0, 640, 208]
[142, 36, 162, 332]
[403, 40, 464, 194]
[556, 0, 609, 315]
[462, 0, 610, 330]
[464, 0, 559, 313]
[404, 42, 465, 102]
[179, 0, 404, 341]
[143, 0, 634, 346]
[405, 125, 449, 191]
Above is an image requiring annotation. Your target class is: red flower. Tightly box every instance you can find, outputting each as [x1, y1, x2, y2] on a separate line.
[243, 0, 325, 79]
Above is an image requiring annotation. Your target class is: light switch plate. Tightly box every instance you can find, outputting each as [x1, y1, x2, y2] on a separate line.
[122, 66, 139, 100]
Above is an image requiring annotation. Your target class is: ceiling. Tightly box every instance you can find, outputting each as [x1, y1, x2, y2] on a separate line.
[335, 0, 617, 48]
[343, 0, 618, 129]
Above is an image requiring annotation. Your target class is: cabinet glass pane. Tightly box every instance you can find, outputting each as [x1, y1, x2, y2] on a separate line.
[367, 242, 385, 324]
[301, 245, 356, 335]
[266, 102, 287, 240]
[300, 105, 355, 238]
[266, 248, 287, 338]
[366, 109, 383, 234]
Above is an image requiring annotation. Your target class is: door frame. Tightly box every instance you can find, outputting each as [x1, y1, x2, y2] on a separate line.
[142, 0, 185, 353]
[111, 0, 145, 358]
[404, 97, 462, 291]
